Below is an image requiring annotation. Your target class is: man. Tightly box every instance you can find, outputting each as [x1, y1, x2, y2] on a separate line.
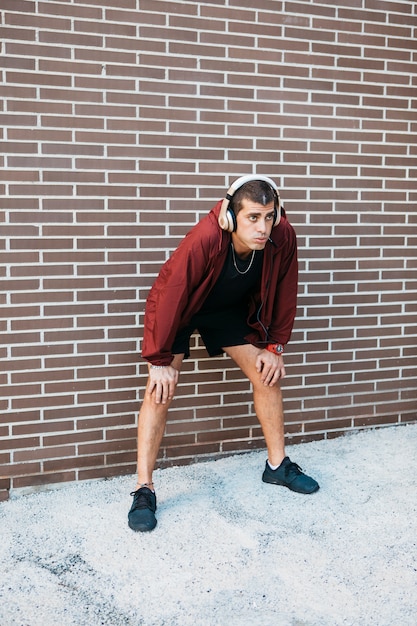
[128, 175, 319, 532]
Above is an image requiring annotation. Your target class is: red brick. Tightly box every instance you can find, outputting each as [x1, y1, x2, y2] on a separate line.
[1, 462, 42, 478]
[14, 446, 76, 462]
[13, 471, 76, 489]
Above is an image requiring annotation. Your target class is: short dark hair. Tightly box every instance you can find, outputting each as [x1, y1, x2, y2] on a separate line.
[230, 180, 276, 215]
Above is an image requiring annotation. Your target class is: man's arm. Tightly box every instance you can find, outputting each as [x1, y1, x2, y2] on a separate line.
[142, 205, 226, 366]
[267, 221, 299, 345]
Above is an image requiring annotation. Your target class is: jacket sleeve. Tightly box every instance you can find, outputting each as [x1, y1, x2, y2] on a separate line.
[266, 221, 299, 346]
[141, 213, 221, 365]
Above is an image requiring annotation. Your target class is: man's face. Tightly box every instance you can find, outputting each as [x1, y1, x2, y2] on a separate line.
[232, 198, 276, 257]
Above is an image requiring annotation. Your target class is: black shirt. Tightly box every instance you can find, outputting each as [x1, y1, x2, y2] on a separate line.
[199, 244, 263, 313]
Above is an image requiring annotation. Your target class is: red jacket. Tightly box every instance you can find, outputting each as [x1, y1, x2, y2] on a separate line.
[141, 200, 298, 365]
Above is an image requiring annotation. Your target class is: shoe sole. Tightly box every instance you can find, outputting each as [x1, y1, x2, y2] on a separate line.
[262, 474, 320, 494]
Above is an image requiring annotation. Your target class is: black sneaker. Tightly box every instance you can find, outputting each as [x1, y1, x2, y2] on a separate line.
[262, 457, 319, 494]
[128, 487, 157, 532]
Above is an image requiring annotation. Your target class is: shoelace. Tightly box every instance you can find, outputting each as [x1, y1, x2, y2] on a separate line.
[285, 461, 303, 477]
[130, 489, 155, 511]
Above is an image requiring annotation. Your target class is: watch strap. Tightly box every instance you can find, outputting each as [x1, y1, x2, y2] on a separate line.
[266, 343, 284, 356]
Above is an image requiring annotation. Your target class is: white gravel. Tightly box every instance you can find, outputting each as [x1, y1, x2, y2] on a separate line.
[1, 423, 416, 626]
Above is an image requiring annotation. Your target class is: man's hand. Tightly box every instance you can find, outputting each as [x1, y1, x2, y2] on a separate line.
[256, 349, 286, 386]
[146, 365, 179, 405]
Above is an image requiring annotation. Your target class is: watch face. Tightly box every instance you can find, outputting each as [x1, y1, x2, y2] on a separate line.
[275, 344, 284, 354]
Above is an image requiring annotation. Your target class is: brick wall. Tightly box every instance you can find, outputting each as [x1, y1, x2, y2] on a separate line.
[1, 0, 416, 501]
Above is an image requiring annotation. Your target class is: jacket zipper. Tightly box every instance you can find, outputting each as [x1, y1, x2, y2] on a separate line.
[256, 239, 275, 342]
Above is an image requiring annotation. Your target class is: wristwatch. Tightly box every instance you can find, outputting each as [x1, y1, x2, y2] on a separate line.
[266, 343, 284, 356]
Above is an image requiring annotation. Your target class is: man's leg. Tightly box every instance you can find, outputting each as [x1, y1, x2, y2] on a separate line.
[224, 344, 286, 466]
[224, 343, 319, 494]
[135, 353, 185, 489]
[128, 353, 184, 532]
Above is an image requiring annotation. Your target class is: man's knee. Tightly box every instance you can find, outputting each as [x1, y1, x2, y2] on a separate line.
[252, 377, 282, 396]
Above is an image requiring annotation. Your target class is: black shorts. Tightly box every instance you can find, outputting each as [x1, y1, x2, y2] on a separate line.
[172, 308, 250, 359]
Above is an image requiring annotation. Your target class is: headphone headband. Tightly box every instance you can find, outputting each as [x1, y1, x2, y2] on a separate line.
[218, 175, 282, 232]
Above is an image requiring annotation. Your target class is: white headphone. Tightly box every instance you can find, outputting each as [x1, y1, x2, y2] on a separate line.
[218, 174, 282, 232]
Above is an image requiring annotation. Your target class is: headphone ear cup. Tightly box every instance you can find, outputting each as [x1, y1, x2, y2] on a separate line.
[273, 191, 282, 227]
[226, 208, 237, 232]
